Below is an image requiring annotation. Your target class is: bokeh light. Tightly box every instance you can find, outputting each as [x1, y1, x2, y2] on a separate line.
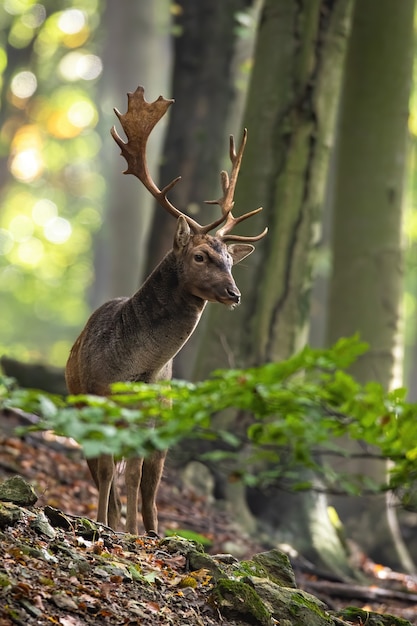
[59, 52, 102, 81]
[9, 214, 34, 242]
[67, 100, 96, 128]
[10, 148, 44, 182]
[0, 0, 103, 365]
[44, 216, 72, 244]
[32, 199, 58, 225]
[11, 70, 37, 99]
[9, 125, 44, 182]
[58, 9, 86, 35]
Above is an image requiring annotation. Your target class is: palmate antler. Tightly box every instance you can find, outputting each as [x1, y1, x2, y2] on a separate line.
[111, 85, 267, 244]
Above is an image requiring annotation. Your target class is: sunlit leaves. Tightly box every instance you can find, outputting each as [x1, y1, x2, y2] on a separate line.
[3, 336, 417, 501]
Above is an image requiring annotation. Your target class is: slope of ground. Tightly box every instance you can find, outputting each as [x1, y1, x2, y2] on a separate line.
[0, 414, 417, 624]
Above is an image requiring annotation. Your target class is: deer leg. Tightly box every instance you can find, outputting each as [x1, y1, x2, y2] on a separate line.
[87, 456, 121, 529]
[140, 450, 167, 534]
[86, 457, 99, 488]
[107, 480, 122, 530]
[91, 454, 116, 527]
[124, 457, 143, 534]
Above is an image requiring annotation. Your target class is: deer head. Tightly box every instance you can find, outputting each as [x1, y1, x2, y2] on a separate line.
[110, 86, 267, 309]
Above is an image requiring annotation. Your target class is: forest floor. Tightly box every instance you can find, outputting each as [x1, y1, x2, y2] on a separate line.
[1, 413, 417, 625]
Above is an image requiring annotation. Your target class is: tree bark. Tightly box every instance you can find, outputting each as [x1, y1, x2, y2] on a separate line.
[325, 0, 415, 569]
[194, 0, 354, 377]
[144, 0, 250, 273]
[143, 0, 251, 378]
[191, 0, 355, 572]
[92, 0, 171, 306]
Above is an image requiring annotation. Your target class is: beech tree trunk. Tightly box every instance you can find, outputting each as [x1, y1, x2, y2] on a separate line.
[325, 0, 415, 570]
[194, 0, 353, 376]
[192, 0, 355, 573]
[143, 0, 251, 378]
[92, 0, 171, 306]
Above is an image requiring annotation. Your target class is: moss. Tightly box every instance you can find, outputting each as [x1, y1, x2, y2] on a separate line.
[289, 591, 333, 622]
[335, 606, 413, 626]
[236, 549, 296, 588]
[0, 573, 11, 587]
[252, 550, 296, 588]
[179, 575, 198, 589]
[213, 578, 271, 626]
[237, 559, 267, 578]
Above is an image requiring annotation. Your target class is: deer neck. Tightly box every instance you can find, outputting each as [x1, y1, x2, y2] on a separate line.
[126, 251, 206, 367]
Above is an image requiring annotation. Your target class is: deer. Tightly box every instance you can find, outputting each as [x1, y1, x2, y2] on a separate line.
[65, 86, 267, 536]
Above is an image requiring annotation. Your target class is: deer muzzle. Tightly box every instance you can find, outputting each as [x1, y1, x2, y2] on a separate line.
[226, 287, 241, 305]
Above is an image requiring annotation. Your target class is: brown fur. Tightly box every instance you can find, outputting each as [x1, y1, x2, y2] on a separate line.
[65, 221, 254, 534]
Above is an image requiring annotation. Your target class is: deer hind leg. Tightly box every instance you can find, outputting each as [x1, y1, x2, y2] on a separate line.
[140, 449, 167, 534]
[87, 456, 121, 529]
[107, 480, 121, 530]
[124, 457, 143, 534]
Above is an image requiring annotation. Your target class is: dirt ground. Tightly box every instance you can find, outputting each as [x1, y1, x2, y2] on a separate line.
[1, 423, 417, 625]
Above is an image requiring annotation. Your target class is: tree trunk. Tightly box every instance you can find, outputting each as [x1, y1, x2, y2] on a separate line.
[144, 0, 251, 273]
[191, 0, 355, 573]
[325, 0, 415, 569]
[91, 0, 171, 307]
[194, 0, 354, 377]
[143, 0, 251, 379]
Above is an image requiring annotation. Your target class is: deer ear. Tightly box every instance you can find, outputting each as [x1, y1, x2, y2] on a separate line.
[227, 243, 255, 265]
[174, 216, 191, 249]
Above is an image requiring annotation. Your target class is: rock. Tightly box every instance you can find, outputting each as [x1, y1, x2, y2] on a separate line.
[251, 549, 297, 588]
[44, 505, 73, 529]
[213, 578, 273, 626]
[0, 475, 37, 506]
[188, 551, 226, 582]
[161, 535, 226, 581]
[0, 502, 22, 528]
[51, 592, 79, 611]
[247, 578, 332, 626]
[30, 511, 56, 539]
[181, 461, 215, 503]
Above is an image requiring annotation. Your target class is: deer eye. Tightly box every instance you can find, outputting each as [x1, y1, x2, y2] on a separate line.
[194, 253, 204, 263]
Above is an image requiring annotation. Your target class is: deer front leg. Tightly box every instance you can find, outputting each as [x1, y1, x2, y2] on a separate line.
[125, 457, 143, 534]
[89, 454, 116, 527]
[140, 449, 167, 534]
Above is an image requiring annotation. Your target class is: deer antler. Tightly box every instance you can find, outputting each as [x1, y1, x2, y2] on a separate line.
[111, 86, 267, 243]
[111, 86, 202, 233]
[204, 130, 268, 243]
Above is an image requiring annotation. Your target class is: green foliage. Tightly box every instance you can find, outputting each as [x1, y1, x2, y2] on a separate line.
[0, 1, 104, 365]
[2, 336, 417, 501]
[164, 529, 213, 547]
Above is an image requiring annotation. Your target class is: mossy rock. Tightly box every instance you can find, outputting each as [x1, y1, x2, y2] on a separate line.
[0, 502, 23, 529]
[213, 578, 273, 626]
[160, 535, 205, 555]
[335, 606, 413, 626]
[0, 476, 37, 506]
[237, 549, 296, 588]
[249, 579, 334, 626]
[160, 535, 225, 581]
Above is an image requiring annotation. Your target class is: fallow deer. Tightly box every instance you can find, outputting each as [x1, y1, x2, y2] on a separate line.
[65, 86, 267, 535]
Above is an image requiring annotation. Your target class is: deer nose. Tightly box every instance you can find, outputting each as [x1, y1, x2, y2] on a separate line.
[227, 287, 241, 304]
